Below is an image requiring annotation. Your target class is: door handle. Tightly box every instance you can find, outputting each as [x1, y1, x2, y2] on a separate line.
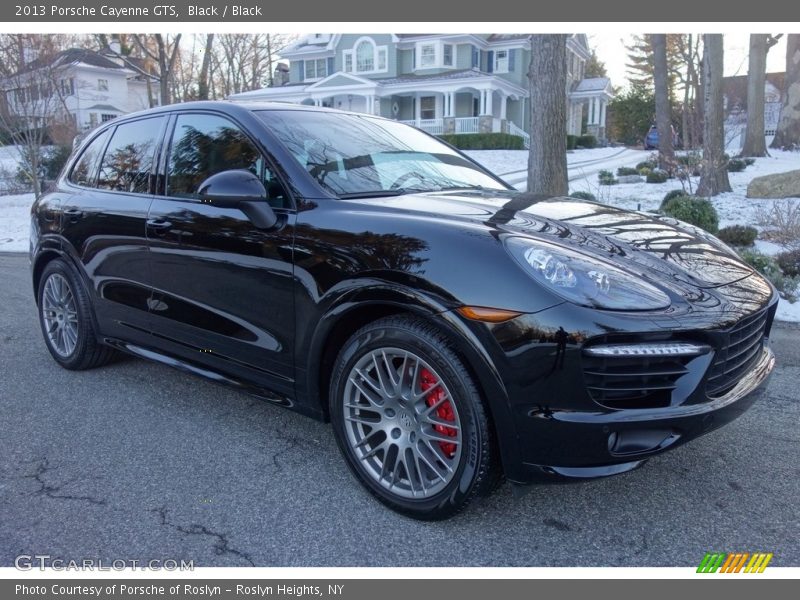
[146, 218, 172, 231]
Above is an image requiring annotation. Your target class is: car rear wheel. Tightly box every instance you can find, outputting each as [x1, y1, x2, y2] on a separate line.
[329, 315, 499, 520]
[37, 259, 117, 370]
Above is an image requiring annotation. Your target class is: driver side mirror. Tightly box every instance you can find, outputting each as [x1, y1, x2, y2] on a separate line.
[198, 169, 278, 229]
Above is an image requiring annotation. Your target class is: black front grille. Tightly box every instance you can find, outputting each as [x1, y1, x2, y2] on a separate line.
[706, 309, 769, 397]
[582, 354, 694, 409]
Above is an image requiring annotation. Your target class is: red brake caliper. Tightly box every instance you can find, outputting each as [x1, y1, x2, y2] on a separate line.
[420, 368, 457, 458]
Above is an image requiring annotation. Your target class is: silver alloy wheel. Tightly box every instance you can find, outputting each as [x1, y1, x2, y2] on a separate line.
[342, 347, 462, 499]
[41, 273, 79, 357]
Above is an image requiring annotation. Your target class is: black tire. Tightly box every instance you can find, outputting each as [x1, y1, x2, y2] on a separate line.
[329, 315, 499, 520]
[37, 258, 117, 370]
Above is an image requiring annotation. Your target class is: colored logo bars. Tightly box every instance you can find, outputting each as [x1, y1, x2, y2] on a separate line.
[697, 552, 773, 573]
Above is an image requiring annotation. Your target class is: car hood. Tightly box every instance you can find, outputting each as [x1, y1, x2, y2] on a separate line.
[355, 191, 755, 290]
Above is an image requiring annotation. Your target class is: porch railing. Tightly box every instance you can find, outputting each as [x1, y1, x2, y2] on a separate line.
[508, 122, 530, 149]
[399, 118, 444, 135]
[454, 117, 480, 134]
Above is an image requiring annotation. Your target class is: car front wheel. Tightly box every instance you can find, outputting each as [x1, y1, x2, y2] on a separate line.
[329, 315, 499, 520]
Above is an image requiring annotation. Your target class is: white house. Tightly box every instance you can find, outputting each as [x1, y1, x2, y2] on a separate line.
[1, 45, 159, 133]
[723, 72, 785, 148]
[230, 34, 614, 146]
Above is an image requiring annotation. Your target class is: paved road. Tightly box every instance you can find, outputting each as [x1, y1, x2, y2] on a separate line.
[0, 253, 798, 567]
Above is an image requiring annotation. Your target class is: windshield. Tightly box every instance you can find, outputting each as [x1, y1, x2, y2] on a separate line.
[257, 110, 509, 198]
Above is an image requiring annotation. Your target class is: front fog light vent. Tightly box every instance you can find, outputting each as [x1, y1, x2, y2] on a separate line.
[584, 342, 711, 358]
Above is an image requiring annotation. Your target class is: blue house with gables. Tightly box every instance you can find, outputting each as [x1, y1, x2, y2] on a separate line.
[230, 34, 613, 146]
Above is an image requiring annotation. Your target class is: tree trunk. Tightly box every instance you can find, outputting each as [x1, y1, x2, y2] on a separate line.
[652, 34, 674, 166]
[197, 34, 214, 100]
[741, 34, 769, 157]
[697, 34, 732, 196]
[155, 35, 170, 105]
[771, 34, 800, 150]
[527, 34, 568, 196]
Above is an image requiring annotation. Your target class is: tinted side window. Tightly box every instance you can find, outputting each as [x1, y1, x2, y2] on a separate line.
[167, 113, 288, 207]
[97, 116, 165, 194]
[69, 128, 111, 187]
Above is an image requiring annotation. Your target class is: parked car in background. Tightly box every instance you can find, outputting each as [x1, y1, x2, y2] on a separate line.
[31, 102, 776, 519]
[644, 124, 680, 150]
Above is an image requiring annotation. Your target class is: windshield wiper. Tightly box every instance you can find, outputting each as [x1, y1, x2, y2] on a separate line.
[436, 184, 506, 193]
[338, 188, 423, 199]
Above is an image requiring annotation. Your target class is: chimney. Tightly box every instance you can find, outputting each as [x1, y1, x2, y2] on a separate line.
[273, 63, 290, 87]
[22, 47, 39, 64]
[106, 36, 124, 66]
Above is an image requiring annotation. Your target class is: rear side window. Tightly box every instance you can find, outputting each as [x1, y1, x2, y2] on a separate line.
[96, 116, 166, 194]
[69, 129, 111, 187]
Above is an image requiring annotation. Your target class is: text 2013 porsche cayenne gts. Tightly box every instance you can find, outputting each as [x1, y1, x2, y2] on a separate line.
[31, 102, 777, 519]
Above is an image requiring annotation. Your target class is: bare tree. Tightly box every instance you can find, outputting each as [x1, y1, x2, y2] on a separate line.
[771, 34, 800, 151]
[652, 34, 674, 167]
[197, 34, 214, 100]
[741, 34, 783, 157]
[133, 34, 182, 105]
[697, 34, 732, 196]
[527, 35, 568, 196]
[211, 34, 296, 97]
[0, 35, 75, 198]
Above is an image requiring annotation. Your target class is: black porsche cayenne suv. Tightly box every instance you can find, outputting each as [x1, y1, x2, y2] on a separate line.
[31, 102, 777, 519]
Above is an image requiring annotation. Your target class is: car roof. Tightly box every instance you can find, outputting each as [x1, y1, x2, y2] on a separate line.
[107, 100, 374, 125]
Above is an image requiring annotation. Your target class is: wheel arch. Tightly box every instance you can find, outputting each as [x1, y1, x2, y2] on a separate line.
[303, 286, 523, 481]
[32, 248, 67, 303]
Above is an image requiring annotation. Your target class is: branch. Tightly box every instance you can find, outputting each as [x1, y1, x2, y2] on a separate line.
[132, 35, 159, 62]
[766, 34, 784, 51]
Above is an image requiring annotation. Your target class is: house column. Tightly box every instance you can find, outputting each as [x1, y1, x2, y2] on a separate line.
[373, 95, 380, 115]
[485, 90, 493, 116]
[445, 92, 454, 117]
[414, 92, 421, 123]
[443, 91, 456, 134]
[500, 93, 507, 120]
[600, 99, 606, 128]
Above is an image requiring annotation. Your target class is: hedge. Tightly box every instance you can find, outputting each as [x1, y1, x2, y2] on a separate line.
[566, 135, 578, 150]
[438, 133, 524, 150]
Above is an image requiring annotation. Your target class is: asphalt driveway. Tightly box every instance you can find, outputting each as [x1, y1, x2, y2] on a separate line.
[0, 252, 798, 567]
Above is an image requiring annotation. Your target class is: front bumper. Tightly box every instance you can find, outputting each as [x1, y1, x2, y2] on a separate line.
[512, 345, 775, 484]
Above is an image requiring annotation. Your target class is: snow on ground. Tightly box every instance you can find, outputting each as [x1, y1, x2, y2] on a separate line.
[0, 192, 33, 252]
[0, 145, 23, 171]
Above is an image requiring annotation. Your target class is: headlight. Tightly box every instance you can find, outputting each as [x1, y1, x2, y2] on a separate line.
[505, 237, 671, 310]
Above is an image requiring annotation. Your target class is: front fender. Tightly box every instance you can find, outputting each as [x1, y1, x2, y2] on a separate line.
[298, 281, 525, 483]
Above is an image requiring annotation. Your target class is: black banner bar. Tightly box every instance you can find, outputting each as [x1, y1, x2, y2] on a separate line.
[1, 0, 797, 22]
